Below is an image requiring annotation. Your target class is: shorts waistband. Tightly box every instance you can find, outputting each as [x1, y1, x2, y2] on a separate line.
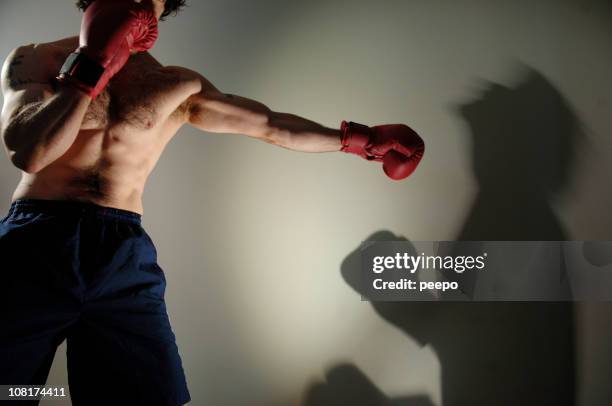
[6, 199, 142, 225]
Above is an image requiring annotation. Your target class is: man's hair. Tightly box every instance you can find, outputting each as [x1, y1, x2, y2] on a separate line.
[75, 0, 187, 20]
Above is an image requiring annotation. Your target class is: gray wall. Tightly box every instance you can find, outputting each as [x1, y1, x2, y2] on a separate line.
[1, 0, 611, 405]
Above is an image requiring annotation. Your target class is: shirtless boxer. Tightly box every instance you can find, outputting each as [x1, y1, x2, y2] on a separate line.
[0, 0, 424, 404]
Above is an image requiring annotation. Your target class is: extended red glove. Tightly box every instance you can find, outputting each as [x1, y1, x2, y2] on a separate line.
[340, 121, 425, 180]
[57, 0, 158, 99]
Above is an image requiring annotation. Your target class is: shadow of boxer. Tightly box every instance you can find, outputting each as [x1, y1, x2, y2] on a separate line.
[339, 230, 575, 406]
[307, 66, 581, 406]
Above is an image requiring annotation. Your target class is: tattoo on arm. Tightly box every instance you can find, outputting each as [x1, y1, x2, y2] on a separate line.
[7, 54, 49, 88]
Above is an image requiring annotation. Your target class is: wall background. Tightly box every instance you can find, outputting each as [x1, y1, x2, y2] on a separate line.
[1, 0, 611, 405]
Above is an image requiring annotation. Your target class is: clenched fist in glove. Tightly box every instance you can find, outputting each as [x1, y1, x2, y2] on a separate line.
[340, 121, 425, 180]
[57, 0, 159, 99]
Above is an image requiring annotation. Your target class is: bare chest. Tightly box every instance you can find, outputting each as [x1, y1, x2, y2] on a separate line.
[80, 54, 191, 130]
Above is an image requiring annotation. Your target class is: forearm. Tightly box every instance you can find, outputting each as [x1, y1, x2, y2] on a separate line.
[265, 111, 342, 152]
[2, 86, 91, 173]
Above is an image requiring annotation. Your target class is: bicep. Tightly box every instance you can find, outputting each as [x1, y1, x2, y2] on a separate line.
[187, 91, 272, 137]
[194, 92, 270, 119]
[165, 66, 271, 135]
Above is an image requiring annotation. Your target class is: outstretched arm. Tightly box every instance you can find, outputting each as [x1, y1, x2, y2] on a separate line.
[182, 69, 425, 180]
[184, 71, 342, 152]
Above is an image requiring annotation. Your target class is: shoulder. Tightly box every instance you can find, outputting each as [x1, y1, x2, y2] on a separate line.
[1, 44, 36, 93]
[2, 43, 35, 73]
[2, 36, 74, 65]
[1, 39, 75, 102]
[127, 50, 163, 69]
[2, 38, 73, 90]
[160, 65, 218, 96]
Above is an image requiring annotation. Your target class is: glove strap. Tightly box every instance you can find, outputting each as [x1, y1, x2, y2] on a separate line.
[56, 52, 105, 92]
[340, 121, 374, 158]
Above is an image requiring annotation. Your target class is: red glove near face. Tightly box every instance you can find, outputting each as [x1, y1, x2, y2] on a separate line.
[57, 0, 158, 99]
[340, 121, 425, 180]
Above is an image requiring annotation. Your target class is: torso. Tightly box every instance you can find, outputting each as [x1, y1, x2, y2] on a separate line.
[10, 37, 202, 214]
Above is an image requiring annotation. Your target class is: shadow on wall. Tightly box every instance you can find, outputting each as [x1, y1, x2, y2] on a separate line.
[303, 361, 433, 406]
[455, 65, 584, 241]
[303, 66, 581, 406]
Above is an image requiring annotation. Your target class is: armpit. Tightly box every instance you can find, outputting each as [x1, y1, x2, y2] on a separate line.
[171, 98, 193, 121]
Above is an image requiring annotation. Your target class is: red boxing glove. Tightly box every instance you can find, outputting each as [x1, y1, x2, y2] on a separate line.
[340, 121, 425, 180]
[57, 0, 158, 99]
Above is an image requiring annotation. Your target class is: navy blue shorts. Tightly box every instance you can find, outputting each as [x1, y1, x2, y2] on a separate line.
[0, 199, 190, 405]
